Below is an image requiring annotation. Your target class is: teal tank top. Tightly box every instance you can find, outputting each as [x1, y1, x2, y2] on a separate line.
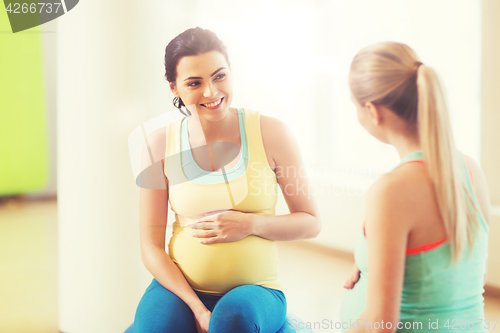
[180, 108, 248, 184]
[340, 151, 488, 332]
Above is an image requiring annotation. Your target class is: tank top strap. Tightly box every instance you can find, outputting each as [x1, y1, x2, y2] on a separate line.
[165, 118, 182, 158]
[459, 153, 489, 233]
[242, 108, 270, 166]
[459, 153, 475, 194]
[394, 150, 488, 233]
[163, 118, 187, 187]
[393, 150, 424, 171]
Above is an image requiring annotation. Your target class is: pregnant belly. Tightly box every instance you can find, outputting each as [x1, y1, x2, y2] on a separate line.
[168, 224, 279, 295]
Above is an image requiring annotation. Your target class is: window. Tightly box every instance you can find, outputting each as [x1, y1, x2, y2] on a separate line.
[191, 0, 481, 177]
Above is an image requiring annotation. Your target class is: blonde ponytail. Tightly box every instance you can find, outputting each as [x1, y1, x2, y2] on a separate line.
[416, 65, 479, 262]
[349, 42, 479, 263]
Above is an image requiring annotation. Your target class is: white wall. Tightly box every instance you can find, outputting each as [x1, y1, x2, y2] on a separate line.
[56, 1, 200, 332]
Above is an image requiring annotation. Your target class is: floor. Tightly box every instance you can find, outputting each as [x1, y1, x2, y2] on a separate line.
[0, 199, 58, 333]
[1, 199, 500, 332]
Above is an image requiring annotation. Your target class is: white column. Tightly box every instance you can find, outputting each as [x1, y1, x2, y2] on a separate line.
[481, 0, 500, 290]
[57, 1, 197, 332]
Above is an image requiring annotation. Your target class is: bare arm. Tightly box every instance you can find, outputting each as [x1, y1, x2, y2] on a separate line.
[192, 115, 321, 243]
[346, 175, 410, 333]
[251, 115, 321, 240]
[139, 129, 209, 326]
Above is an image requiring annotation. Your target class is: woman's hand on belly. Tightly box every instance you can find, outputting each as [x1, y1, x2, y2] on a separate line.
[190, 210, 254, 244]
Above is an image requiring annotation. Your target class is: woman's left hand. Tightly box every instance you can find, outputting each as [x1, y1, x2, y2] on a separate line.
[190, 210, 254, 244]
[344, 263, 361, 289]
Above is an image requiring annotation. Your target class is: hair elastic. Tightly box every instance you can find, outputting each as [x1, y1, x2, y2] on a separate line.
[415, 61, 424, 73]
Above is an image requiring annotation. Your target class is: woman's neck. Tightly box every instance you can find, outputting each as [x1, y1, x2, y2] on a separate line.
[188, 107, 239, 144]
[390, 133, 421, 160]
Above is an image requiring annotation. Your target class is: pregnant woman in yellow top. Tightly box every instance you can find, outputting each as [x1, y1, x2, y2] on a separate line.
[132, 27, 321, 333]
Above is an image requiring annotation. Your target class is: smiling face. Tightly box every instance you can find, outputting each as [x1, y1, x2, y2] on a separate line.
[170, 50, 233, 122]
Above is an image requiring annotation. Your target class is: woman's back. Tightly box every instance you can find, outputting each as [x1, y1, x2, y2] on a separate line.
[400, 153, 488, 330]
[341, 151, 489, 332]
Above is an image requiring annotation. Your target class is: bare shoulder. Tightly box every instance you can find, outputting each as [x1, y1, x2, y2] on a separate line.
[463, 154, 491, 224]
[145, 117, 183, 148]
[260, 114, 292, 141]
[369, 163, 429, 203]
[364, 172, 411, 238]
[367, 172, 408, 208]
[260, 114, 299, 166]
[146, 127, 167, 147]
[139, 126, 169, 189]
[366, 163, 430, 230]
[260, 114, 300, 169]
[142, 127, 167, 166]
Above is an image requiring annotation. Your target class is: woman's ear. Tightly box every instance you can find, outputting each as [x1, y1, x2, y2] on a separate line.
[364, 102, 382, 126]
[169, 82, 179, 97]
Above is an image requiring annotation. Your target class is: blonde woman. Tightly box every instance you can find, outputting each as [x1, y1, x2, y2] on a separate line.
[340, 42, 490, 332]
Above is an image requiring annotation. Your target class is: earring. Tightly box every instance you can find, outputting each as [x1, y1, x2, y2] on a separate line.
[173, 97, 180, 109]
[173, 97, 191, 116]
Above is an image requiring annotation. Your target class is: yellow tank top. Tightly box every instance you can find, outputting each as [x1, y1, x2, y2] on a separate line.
[164, 108, 281, 295]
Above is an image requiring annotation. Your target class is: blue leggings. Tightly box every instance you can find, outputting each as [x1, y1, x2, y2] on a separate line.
[133, 278, 287, 333]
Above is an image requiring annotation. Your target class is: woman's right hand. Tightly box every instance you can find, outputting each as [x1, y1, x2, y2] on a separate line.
[343, 263, 360, 289]
[194, 308, 211, 333]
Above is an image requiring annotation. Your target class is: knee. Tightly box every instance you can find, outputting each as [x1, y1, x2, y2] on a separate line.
[210, 301, 259, 333]
[134, 280, 196, 333]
